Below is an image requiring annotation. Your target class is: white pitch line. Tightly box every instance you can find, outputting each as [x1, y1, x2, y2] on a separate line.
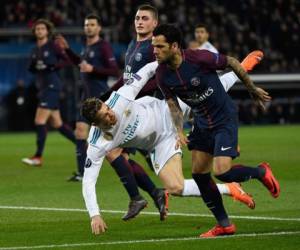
[0, 231, 300, 250]
[0, 205, 300, 222]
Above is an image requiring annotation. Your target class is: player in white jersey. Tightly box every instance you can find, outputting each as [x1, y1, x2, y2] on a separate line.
[81, 60, 264, 235]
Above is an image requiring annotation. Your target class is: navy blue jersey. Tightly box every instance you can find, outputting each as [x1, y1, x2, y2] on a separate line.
[156, 49, 238, 128]
[28, 40, 67, 92]
[111, 38, 158, 98]
[80, 40, 119, 97]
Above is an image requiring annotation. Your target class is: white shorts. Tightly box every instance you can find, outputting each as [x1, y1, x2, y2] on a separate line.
[150, 134, 182, 175]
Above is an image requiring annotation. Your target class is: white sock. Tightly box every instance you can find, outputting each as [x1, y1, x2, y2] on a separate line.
[220, 72, 239, 92]
[182, 179, 201, 196]
[217, 183, 230, 195]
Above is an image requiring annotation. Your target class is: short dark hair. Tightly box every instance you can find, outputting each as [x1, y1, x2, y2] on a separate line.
[137, 4, 158, 20]
[85, 13, 101, 25]
[32, 19, 55, 37]
[153, 24, 183, 47]
[81, 97, 103, 124]
[195, 23, 209, 32]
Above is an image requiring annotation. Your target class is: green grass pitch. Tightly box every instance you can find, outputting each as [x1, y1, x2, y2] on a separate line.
[0, 125, 300, 249]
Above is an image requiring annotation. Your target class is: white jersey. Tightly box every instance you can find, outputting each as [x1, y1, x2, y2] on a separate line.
[82, 60, 238, 218]
[198, 41, 218, 54]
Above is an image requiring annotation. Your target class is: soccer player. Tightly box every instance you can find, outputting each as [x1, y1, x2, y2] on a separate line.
[55, 14, 120, 181]
[80, 60, 258, 235]
[152, 24, 280, 237]
[22, 19, 76, 166]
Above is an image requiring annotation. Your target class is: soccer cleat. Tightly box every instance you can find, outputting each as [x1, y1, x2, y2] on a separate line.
[68, 172, 83, 182]
[241, 50, 264, 72]
[200, 224, 236, 238]
[226, 182, 255, 209]
[22, 156, 42, 166]
[153, 189, 169, 221]
[122, 198, 148, 221]
[259, 162, 280, 198]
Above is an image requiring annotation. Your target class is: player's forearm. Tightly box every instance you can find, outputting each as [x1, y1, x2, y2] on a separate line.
[65, 48, 81, 65]
[167, 98, 184, 133]
[226, 56, 257, 94]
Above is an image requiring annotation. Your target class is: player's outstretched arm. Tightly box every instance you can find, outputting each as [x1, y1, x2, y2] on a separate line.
[166, 97, 189, 149]
[117, 61, 158, 100]
[82, 145, 105, 231]
[226, 56, 271, 110]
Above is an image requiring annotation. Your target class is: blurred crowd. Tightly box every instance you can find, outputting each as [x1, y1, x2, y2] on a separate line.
[0, 0, 299, 73]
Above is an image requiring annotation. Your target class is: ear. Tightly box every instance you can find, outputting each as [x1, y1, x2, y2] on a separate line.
[171, 42, 179, 51]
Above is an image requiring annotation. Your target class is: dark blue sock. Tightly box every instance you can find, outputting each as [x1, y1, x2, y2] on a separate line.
[58, 123, 76, 144]
[35, 124, 47, 157]
[215, 164, 265, 183]
[128, 159, 156, 196]
[111, 156, 140, 199]
[192, 173, 230, 227]
[76, 139, 87, 175]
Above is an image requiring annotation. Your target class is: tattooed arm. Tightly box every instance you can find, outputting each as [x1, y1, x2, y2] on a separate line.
[226, 56, 271, 110]
[166, 97, 189, 149]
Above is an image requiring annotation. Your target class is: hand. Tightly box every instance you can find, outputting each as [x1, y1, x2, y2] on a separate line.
[91, 215, 108, 235]
[250, 87, 272, 111]
[80, 61, 94, 73]
[175, 130, 189, 150]
[54, 35, 69, 50]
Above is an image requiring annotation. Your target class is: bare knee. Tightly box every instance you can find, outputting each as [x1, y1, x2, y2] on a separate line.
[106, 148, 123, 163]
[165, 182, 184, 196]
[75, 124, 88, 139]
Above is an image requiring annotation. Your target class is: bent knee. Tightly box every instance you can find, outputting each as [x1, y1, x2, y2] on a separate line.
[166, 183, 184, 196]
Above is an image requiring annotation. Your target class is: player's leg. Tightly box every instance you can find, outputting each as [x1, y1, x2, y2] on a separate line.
[22, 107, 51, 166]
[106, 148, 148, 221]
[49, 110, 75, 143]
[213, 120, 280, 198]
[69, 121, 89, 181]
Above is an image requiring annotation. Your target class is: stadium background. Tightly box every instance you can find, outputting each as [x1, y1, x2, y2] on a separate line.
[0, 0, 299, 131]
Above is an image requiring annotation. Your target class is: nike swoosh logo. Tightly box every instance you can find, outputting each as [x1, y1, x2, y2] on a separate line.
[221, 146, 232, 151]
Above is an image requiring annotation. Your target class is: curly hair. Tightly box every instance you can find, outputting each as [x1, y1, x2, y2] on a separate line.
[32, 18, 55, 38]
[81, 97, 103, 124]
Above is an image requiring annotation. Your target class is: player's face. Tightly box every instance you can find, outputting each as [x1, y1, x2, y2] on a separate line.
[135, 10, 157, 37]
[34, 24, 48, 40]
[84, 19, 101, 38]
[194, 27, 209, 44]
[152, 35, 175, 64]
[94, 103, 117, 129]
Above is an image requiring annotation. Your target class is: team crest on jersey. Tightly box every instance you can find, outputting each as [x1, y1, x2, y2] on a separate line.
[89, 51, 95, 58]
[135, 52, 142, 61]
[43, 51, 49, 57]
[103, 132, 113, 141]
[191, 77, 201, 86]
[124, 109, 131, 117]
[125, 78, 134, 85]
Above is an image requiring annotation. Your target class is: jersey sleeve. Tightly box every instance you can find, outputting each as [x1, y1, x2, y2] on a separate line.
[185, 49, 227, 71]
[91, 41, 120, 77]
[117, 61, 158, 100]
[156, 65, 177, 100]
[82, 144, 105, 217]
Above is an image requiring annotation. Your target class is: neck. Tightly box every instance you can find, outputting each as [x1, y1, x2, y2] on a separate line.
[169, 51, 183, 70]
[37, 37, 48, 47]
[136, 32, 152, 42]
[87, 35, 100, 46]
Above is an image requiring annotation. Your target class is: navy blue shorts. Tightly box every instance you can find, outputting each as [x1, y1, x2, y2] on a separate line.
[188, 117, 239, 159]
[38, 89, 60, 110]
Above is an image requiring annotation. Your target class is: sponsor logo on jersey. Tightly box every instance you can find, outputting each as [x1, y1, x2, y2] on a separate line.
[85, 158, 92, 168]
[186, 87, 214, 104]
[122, 115, 140, 143]
[133, 73, 141, 81]
[135, 52, 142, 61]
[89, 51, 95, 58]
[191, 77, 201, 86]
